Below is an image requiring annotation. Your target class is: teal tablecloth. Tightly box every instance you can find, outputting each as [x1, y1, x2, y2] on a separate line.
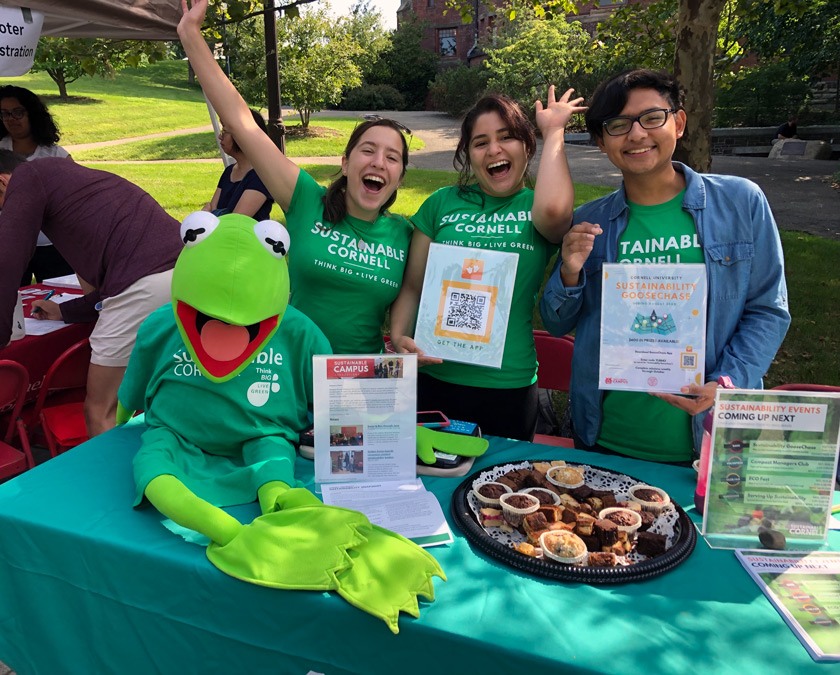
[0, 418, 836, 674]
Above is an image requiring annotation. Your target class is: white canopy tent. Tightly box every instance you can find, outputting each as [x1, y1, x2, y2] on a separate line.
[0, 0, 180, 40]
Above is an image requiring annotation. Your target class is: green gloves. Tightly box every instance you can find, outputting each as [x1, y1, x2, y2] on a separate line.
[416, 425, 489, 465]
[206, 487, 445, 633]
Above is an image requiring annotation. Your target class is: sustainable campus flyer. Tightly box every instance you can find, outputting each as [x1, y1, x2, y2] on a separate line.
[312, 354, 417, 484]
[736, 550, 840, 661]
[414, 243, 518, 369]
[599, 263, 706, 393]
[702, 390, 840, 549]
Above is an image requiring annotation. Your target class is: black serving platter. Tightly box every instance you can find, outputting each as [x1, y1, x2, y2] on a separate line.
[451, 460, 696, 584]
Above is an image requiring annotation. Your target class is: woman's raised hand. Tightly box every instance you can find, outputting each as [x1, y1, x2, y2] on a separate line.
[535, 85, 587, 135]
[178, 0, 208, 38]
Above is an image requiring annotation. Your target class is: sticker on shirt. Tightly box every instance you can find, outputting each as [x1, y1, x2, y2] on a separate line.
[414, 243, 519, 369]
[599, 263, 707, 393]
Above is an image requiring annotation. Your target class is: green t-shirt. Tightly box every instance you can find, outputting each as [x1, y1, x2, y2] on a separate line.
[284, 171, 413, 354]
[119, 303, 332, 506]
[412, 185, 557, 388]
[598, 190, 703, 462]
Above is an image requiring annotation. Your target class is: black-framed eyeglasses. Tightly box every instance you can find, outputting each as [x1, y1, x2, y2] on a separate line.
[602, 108, 677, 137]
[362, 114, 412, 137]
[0, 108, 26, 121]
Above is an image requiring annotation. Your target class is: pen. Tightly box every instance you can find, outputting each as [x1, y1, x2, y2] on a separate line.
[32, 289, 55, 315]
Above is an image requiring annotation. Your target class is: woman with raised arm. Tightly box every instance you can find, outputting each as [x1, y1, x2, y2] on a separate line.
[389, 87, 585, 441]
[179, 0, 412, 354]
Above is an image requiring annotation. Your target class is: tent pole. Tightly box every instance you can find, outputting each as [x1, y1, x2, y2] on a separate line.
[264, 0, 285, 153]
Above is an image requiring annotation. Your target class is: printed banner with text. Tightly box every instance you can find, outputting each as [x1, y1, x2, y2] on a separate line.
[599, 262, 706, 393]
[702, 390, 840, 549]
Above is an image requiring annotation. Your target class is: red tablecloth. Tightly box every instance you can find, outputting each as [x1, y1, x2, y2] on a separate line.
[0, 284, 94, 409]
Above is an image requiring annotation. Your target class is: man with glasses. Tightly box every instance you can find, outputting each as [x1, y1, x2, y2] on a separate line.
[539, 69, 790, 463]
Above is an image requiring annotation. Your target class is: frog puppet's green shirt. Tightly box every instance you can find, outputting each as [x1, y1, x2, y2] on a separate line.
[117, 212, 444, 633]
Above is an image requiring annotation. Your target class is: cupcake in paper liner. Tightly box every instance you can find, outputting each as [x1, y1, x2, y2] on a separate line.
[498, 492, 540, 528]
[628, 484, 671, 515]
[545, 465, 585, 490]
[540, 530, 588, 565]
[471, 481, 513, 508]
[599, 507, 643, 538]
[520, 487, 561, 506]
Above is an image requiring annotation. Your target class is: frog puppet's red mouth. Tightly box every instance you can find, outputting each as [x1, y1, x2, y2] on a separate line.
[176, 302, 278, 379]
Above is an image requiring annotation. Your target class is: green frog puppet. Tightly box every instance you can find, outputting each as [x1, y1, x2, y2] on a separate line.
[117, 211, 445, 633]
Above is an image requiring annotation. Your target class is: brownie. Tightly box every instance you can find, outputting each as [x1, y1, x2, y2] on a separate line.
[600, 493, 618, 508]
[523, 511, 550, 534]
[538, 504, 564, 523]
[594, 518, 618, 546]
[477, 483, 507, 500]
[527, 489, 557, 505]
[561, 504, 580, 523]
[579, 534, 601, 552]
[587, 552, 617, 567]
[570, 485, 593, 501]
[638, 511, 656, 531]
[521, 470, 547, 490]
[635, 531, 668, 557]
[496, 476, 518, 491]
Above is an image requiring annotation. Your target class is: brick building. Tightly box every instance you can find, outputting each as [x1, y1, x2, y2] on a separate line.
[395, 0, 632, 66]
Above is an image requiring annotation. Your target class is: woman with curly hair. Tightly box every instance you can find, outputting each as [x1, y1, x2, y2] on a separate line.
[1, 85, 74, 284]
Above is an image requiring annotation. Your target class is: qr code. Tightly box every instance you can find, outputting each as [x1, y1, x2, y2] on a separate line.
[443, 289, 491, 336]
[681, 352, 698, 369]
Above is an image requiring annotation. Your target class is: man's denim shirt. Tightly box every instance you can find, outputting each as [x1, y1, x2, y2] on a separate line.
[539, 162, 791, 455]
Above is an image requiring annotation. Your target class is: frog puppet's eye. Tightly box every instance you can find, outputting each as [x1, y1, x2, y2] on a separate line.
[254, 220, 291, 259]
[180, 211, 220, 247]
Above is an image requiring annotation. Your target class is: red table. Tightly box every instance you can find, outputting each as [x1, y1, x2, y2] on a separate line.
[0, 284, 94, 410]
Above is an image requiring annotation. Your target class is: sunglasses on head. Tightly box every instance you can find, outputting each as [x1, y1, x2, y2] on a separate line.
[362, 114, 412, 137]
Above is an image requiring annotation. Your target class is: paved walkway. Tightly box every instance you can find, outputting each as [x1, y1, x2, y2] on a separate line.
[66, 109, 840, 239]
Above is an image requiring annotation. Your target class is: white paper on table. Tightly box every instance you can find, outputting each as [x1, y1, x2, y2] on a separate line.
[42, 274, 82, 289]
[49, 292, 83, 305]
[23, 318, 67, 335]
[321, 479, 453, 547]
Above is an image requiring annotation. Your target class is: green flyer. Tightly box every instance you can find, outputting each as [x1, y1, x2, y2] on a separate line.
[702, 390, 840, 549]
[736, 550, 840, 661]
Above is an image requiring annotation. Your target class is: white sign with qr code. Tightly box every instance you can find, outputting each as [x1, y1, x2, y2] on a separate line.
[413, 243, 518, 368]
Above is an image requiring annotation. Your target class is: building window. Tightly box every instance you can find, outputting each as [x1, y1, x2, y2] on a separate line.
[438, 28, 457, 57]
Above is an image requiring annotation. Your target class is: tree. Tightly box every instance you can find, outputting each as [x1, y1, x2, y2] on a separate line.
[32, 38, 167, 99]
[735, 0, 840, 111]
[366, 17, 440, 110]
[483, 1, 590, 112]
[227, 3, 367, 128]
[345, 0, 392, 81]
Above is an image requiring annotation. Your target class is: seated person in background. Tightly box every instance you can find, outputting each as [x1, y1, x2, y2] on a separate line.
[0, 152, 183, 437]
[539, 69, 790, 463]
[775, 114, 798, 140]
[204, 109, 274, 221]
[0, 85, 74, 284]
